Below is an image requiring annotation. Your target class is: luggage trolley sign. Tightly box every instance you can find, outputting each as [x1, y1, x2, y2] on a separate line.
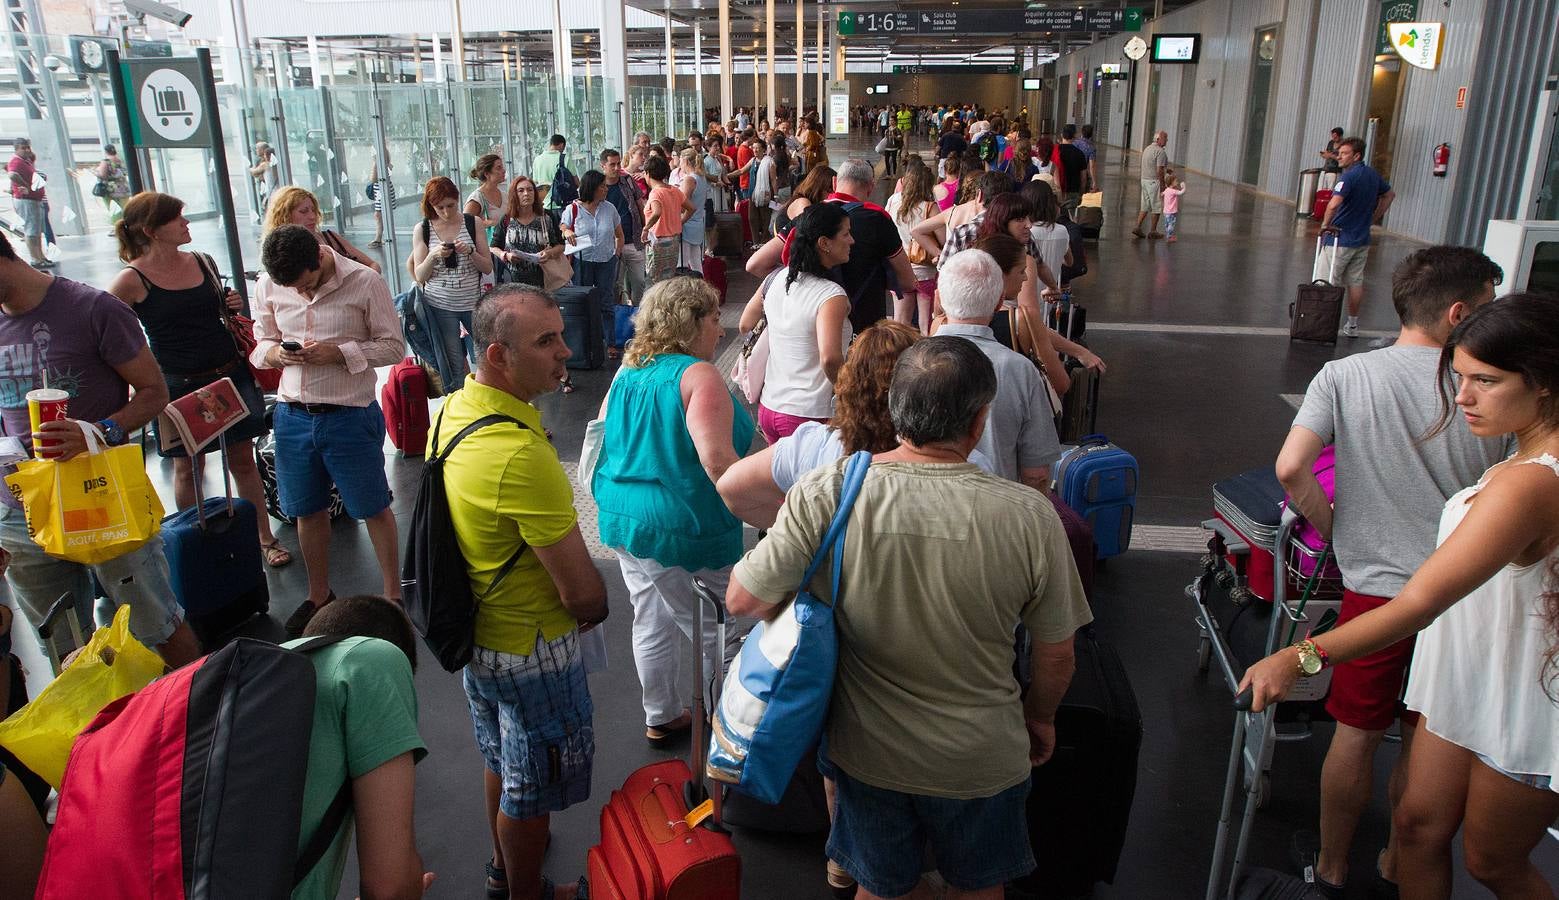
[123, 58, 212, 148]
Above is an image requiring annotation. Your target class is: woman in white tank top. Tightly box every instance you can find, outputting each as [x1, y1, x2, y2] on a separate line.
[1241, 293, 1559, 898]
[736, 201, 854, 444]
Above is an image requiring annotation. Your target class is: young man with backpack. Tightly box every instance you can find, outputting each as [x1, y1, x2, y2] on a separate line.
[436, 285, 608, 900]
[532, 134, 578, 213]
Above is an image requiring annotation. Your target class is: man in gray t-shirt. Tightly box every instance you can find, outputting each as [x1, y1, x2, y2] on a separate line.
[1274, 245, 1506, 897]
[1134, 131, 1170, 239]
[935, 251, 1061, 487]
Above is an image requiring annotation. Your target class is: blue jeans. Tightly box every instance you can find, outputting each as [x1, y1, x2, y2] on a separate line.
[425, 305, 477, 383]
[574, 257, 620, 345]
[272, 402, 392, 519]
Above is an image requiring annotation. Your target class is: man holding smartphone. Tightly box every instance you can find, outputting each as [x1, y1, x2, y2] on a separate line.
[252, 225, 405, 636]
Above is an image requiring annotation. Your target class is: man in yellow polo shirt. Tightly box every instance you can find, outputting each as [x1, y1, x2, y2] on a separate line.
[437, 284, 608, 900]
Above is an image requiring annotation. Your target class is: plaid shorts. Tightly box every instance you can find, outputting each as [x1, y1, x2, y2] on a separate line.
[464, 631, 595, 819]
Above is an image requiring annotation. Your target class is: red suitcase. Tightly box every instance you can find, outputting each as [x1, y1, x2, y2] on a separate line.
[702, 254, 729, 305]
[735, 199, 754, 245]
[381, 357, 430, 456]
[1311, 189, 1333, 220]
[589, 580, 740, 899]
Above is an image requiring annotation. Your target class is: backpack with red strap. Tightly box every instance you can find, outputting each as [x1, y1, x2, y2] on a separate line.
[35, 637, 352, 900]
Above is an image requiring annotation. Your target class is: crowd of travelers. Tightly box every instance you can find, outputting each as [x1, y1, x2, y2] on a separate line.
[0, 101, 1556, 900]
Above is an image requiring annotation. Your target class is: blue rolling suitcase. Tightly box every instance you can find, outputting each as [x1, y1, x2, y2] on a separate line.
[558, 284, 606, 370]
[162, 435, 269, 646]
[1053, 435, 1138, 560]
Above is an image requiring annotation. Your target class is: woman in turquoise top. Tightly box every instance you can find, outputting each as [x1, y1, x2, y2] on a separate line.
[594, 276, 756, 744]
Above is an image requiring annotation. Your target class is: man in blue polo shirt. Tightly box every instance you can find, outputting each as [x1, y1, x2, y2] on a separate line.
[1316, 136, 1395, 337]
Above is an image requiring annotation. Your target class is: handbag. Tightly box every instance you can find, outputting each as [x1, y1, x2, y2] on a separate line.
[904, 202, 937, 266]
[4, 422, 165, 566]
[539, 212, 574, 291]
[197, 253, 283, 392]
[91, 180, 110, 198]
[731, 318, 769, 406]
[1009, 304, 1065, 415]
[577, 373, 620, 497]
[707, 450, 872, 804]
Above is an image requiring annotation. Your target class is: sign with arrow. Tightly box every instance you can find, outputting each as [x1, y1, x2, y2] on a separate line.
[1387, 21, 1444, 70]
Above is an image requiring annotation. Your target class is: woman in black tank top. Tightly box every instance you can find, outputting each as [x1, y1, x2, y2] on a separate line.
[106, 192, 291, 568]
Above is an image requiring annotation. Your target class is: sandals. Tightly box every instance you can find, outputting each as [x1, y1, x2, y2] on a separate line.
[645, 710, 693, 747]
[489, 869, 585, 900]
[560, 378, 575, 394]
[261, 539, 293, 568]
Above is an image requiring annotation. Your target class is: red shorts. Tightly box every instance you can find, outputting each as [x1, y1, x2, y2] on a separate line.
[1324, 589, 1421, 731]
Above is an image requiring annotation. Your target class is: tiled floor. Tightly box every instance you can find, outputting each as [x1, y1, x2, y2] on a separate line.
[10, 129, 1556, 898]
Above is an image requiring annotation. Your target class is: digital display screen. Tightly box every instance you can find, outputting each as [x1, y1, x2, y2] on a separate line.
[1022, 78, 1041, 90]
[1152, 34, 1201, 63]
[875, 84, 890, 93]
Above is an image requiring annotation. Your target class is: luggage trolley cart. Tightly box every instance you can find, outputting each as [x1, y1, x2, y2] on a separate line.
[1194, 510, 1340, 900]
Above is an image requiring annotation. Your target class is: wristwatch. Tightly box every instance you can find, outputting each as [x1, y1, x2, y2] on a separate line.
[1294, 639, 1330, 677]
[96, 418, 127, 447]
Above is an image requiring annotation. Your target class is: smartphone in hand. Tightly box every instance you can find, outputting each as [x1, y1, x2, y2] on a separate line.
[281, 341, 303, 352]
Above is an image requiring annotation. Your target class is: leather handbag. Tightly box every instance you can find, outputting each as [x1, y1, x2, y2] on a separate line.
[197, 253, 282, 392]
[707, 451, 871, 804]
[540, 210, 575, 291]
[1009, 304, 1065, 415]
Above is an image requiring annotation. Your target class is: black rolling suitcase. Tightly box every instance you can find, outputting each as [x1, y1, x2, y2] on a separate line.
[1056, 360, 1100, 444]
[1012, 630, 1142, 899]
[558, 284, 606, 370]
[1290, 234, 1344, 344]
[161, 435, 269, 646]
[710, 211, 744, 259]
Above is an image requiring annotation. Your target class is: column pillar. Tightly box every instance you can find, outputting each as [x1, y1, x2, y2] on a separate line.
[599, 0, 629, 149]
[663, 7, 675, 136]
[816, 4, 824, 120]
[765, 0, 776, 124]
[694, 21, 705, 131]
[432, 33, 443, 81]
[553, 0, 570, 138]
[794, 0, 803, 123]
[718, 0, 733, 122]
[449, 0, 465, 80]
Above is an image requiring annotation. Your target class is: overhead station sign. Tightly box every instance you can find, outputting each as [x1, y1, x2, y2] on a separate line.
[839, 7, 1144, 36]
[893, 65, 1020, 75]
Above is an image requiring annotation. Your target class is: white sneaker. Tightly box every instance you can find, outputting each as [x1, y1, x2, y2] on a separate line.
[1341, 320, 1359, 338]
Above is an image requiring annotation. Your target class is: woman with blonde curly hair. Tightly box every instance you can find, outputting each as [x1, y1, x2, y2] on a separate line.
[592, 276, 756, 746]
[262, 185, 381, 273]
[716, 321, 994, 528]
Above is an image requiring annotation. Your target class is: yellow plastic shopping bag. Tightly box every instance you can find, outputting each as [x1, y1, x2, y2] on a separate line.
[4, 423, 164, 565]
[0, 605, 166, 788]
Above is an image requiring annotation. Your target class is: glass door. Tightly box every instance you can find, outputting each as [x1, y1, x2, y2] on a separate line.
[1240, 27, 1278, 185]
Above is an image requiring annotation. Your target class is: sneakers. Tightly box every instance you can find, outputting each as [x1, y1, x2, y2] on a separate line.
[1342, 319, 1360, 338]
[30, 259, 56, 269]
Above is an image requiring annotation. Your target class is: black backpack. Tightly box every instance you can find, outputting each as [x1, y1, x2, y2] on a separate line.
[550, 154, 580, 207]
[401, 408, 530, 672]
[976, 132, 1000, 164]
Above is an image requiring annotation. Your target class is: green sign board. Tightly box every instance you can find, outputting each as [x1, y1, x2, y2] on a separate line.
[1123, 7, 1145, 31]
[893, 65, 1020, 75]
[841, 7, 1144, 36]
[1377, 0, 1418, 55]
[121, 57, 213, 149]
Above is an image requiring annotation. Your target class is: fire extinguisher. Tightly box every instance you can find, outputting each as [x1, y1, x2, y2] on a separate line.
[1433, 143, 1450, 178]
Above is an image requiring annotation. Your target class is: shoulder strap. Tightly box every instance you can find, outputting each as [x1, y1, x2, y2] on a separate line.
[430, 408, 527, 461]
[798, 450, 872, 610]
[124, 265, 155, 291]
[464, 213, 478, 244]
[420, 218, 431, 246]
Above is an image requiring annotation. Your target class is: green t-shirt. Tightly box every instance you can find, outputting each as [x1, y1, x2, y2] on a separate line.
[732, 460, 1093, 799]
[285, 636, 427, 900]
[532, 150, 564, 209]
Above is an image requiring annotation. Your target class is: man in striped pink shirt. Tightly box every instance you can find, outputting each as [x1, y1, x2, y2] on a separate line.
[253, 225, 405, 636]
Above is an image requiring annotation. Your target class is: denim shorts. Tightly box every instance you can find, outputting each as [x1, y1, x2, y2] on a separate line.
[463, 632, 595, 820]
[1476, 752, 1555, 794]
[826, 767, 1035, 896]
[272, 401, 391, 519]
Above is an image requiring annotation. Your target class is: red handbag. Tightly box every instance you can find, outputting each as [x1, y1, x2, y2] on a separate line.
[198, 253, 282, 392]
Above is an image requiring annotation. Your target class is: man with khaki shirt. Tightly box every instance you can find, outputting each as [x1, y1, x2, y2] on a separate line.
[727, 336, 1092, 900]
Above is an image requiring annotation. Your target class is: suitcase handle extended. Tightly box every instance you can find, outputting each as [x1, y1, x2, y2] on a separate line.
[690, 577, 729, 830]
[1312, 232, 1341, 286]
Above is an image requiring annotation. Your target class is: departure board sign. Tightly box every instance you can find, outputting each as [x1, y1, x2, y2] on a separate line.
[840, 7, 1143, 36]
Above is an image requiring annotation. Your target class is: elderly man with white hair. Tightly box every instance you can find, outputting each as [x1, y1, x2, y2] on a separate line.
[934, 249, 1062, 490]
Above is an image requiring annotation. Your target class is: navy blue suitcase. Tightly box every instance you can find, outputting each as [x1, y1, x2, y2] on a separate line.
[1053, 435, 1138, 560]
[162, 440, 269, 646]
[558, 284, 606, 370]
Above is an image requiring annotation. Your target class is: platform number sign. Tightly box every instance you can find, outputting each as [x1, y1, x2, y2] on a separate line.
[123, 58, 212, 148]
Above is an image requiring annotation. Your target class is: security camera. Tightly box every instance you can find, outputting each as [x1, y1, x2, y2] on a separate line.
[42, 54, 67, 71]
[123, 0, 192, 28]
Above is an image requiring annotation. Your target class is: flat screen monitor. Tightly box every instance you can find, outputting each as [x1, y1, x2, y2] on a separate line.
[875, 84, 890, 93]
[1152, 34, 1201, 63]
[1022, 77, 1041, 90]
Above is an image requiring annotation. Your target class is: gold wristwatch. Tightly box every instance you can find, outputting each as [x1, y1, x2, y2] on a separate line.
[1294, 639, 1329, 677]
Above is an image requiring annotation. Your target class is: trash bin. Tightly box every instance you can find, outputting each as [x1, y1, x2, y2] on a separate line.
[1296, 168, 1322, 218]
